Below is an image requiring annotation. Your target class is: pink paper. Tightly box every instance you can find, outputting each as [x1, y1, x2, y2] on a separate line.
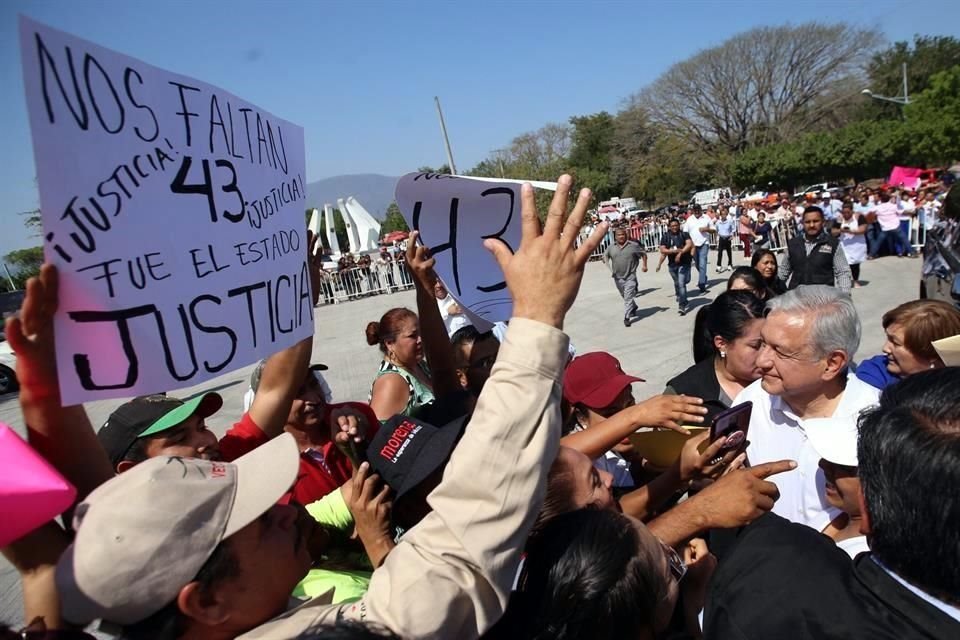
[0, 423, 76, 546]
[887, 166, 923, 190]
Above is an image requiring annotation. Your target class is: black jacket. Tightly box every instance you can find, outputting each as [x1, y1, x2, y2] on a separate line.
[705, 513, 959, 639]
[786, 232, 839, 288]
[665, 357, 729, 423]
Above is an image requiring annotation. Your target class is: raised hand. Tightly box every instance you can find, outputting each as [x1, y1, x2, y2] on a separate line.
[405, 230, 438, 290]
[634, 394, 707, 433]
[484, 175, 607, 329]
[306, 230, 324, 305]
[5, 264, 59, 398]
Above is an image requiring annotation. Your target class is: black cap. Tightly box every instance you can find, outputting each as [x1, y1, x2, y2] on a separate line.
[367, 414, 467, 500]
[97, 393, 222, 468]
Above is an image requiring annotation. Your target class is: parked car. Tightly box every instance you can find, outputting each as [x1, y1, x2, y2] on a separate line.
[0, 339, 17, 395]
[920, 183, 960, 309]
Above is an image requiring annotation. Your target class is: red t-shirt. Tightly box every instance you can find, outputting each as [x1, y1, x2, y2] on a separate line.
[219, 413, 353, 505]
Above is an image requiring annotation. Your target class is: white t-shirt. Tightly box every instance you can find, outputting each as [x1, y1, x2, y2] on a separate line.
[683, 214, 714, 247]
[437, 294, 471, 336]
[736, 374, 881, 531]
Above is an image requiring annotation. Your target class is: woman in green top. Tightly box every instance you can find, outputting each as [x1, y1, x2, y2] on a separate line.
[366, 307, 436, 420]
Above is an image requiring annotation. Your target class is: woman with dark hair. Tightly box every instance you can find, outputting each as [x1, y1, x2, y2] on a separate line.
[856, 299, 960, 390]
[726, 266, 769, 300]
[666, 291, 766, 422]
[751, 249, 786, 296]
[489, 508, 677, 640]
[366, 307, 435, 420]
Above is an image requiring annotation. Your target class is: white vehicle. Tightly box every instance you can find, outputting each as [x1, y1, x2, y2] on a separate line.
[0, 339, 17, 395]
[691, 187, 733, 207]
[598, 197, 637, 212]
[793, 182, 843, 199]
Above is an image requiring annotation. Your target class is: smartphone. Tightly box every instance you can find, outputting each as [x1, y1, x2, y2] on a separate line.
[709, 401, 752, 453]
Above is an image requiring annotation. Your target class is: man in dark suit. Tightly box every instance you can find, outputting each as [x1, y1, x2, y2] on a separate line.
[704, 368, 960, 639]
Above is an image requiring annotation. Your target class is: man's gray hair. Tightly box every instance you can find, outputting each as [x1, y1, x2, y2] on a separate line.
[766, 285, 861, 359]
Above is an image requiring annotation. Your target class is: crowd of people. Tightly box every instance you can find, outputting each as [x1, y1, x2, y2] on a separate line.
[2, 175, 959, 640]
[599, 178, 952, 321]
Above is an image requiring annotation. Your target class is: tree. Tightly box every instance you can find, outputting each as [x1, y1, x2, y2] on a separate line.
[568, 112, 620, 200]
[903, 65, 960, 164]
[636, 23, 881, 155]
[380, 202, 410, 236]
[869, 35, 960, 99]
[3, 246, 43, 289]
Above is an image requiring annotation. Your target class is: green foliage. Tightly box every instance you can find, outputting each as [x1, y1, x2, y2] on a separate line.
[380, 202, 410, 235]
[903, 65, 960, 164]
[568, 112, 620, 201]
[730, 65, 960, 188]
[3, 246, 43, 289]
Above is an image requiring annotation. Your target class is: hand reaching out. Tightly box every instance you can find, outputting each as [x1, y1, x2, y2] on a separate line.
[691, 459, 796, 529]
[5, 264, 59, 398]
[484, 175, 607, 329]
[633, 394, 707, 433]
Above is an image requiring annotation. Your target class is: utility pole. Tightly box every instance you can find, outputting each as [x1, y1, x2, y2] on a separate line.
[492, 148, 507, 178]
[861, 63, 911, 106]
[434, 96, 458, 175]
[2, 263, 16, 291]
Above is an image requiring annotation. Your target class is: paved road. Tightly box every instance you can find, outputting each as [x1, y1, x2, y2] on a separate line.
[0, 254, 921, 628]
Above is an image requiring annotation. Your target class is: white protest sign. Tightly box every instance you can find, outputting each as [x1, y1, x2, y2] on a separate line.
[396, 172, 527, 324]
[19, 16, 312, 404]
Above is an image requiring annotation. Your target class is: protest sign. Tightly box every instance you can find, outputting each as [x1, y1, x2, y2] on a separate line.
[19, 16, 311, 404]
[396, 172, 532, 324]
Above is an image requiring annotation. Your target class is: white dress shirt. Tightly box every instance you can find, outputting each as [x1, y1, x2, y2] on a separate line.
[437, 294, 471, 336]
[735, 374, 880, 531]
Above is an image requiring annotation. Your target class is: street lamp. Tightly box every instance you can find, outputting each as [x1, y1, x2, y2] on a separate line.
[861, 62, 911, 105]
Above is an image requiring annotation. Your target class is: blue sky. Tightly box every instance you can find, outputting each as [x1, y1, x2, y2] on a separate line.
[1, 0, 957, 258]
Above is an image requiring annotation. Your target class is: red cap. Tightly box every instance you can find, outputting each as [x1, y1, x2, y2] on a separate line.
[563, 352, 644, 409]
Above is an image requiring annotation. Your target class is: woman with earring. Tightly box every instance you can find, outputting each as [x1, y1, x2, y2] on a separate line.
[366, 307, 435, 421]
[855, 299, 960, 391]
[665, 291, 766, 422]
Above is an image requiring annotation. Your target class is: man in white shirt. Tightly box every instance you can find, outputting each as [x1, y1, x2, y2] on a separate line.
[734, 285, 880, 531]
[434, 279, 472, 337]
[682, 204, 714, 293]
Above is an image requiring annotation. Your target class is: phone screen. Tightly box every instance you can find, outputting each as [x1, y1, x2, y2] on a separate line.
[710, 401, 752, 452]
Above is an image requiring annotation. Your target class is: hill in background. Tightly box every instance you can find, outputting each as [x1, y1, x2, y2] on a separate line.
[305, 174, 399, 219]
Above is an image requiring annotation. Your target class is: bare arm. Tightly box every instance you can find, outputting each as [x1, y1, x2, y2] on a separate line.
[5, 265, 114, 498]
[248, 236, 318, 436]
[648, 460, 796, 548]
[560, 395, 705, 460]
[369, 373, 413, 421]
[405, 232, 460, 399]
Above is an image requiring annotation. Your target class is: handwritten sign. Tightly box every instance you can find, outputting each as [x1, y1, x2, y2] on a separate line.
[19, 16, 311, 404]
[395, 173, 526, 324]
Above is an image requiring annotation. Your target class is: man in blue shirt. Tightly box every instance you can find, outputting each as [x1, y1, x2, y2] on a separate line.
[714, 206, 737, 273]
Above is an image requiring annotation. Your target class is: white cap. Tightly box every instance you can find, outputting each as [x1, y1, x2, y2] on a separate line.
[55, 433, 299, 625]
[804, 417, 858, 466]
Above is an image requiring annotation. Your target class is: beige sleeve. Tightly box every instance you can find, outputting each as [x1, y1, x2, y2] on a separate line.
[343, 317, 569, 638]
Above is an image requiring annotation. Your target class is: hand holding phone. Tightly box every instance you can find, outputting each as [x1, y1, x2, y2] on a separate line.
[709, 401, 752, 462]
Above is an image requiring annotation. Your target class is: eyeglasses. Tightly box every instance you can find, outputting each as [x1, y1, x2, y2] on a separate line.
[659, 538, 687, 583]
